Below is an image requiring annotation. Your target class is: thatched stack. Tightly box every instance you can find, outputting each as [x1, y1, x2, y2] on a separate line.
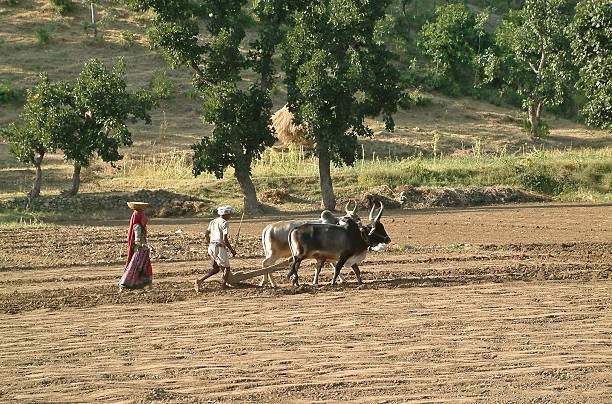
[270, 105, 313, 146]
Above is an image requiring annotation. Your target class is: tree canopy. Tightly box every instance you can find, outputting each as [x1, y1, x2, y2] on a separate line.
[571, 0, 612, 130]
[63, 58, 155, 194]
[478, 0, 575, 137]
[0, 74, 77, 200]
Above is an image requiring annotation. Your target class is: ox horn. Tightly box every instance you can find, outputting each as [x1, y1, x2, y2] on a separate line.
[369, 201, 384, 222]
[345, 199, 358, 215]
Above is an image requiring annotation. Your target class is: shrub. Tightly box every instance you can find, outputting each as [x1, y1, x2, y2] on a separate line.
[121, 31, 137, 46]
[0, 78, 21, 103]
[35, 28, 50, 46]
[49, 0, 74, 14]
[151, 70, 175, 100]
[522, 118, 550, 138]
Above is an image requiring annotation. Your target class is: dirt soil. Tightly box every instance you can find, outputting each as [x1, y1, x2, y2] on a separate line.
[1, 203, 611, 402]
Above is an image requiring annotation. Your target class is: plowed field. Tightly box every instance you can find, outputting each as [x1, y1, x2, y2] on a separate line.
[1, 203, 611, 403]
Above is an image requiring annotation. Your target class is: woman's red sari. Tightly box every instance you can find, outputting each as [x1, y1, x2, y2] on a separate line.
[119, 210, 153, 289]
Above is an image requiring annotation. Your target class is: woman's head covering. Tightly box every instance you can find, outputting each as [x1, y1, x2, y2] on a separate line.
[217, 205, 233, 216]
[125, 210, 148, 269]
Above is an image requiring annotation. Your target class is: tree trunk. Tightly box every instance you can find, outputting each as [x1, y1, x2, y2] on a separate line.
[317, 146, 336, 211]
[69, 163, 81, 195]
[28, 153, 44, 203]
[234, 157, 261, 215]
[528, 104, 539, 138]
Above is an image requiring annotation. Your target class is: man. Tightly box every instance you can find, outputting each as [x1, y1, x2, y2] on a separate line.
[194, 205, 237, 292]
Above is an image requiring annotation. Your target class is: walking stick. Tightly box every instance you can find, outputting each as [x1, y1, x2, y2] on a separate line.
[234, 210, 245, 247]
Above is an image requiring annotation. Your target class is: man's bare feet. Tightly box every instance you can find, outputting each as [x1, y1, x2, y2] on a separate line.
[194, 279, 201, 294]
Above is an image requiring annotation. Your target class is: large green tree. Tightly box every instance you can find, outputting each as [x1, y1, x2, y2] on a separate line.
[127, 0, 281, 213]
[479, 0, 575, 137]
[0, 74, 77, 201]
[418, 3, 481, 83]
[571, 0, 612, 130]
[282, 0, 402, 210]
[63, 58, 155, 195]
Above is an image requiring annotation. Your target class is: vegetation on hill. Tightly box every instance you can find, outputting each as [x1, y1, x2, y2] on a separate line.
[0, 0, 610, 223]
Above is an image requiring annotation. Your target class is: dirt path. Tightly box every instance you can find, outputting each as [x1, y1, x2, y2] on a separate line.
[1, 203, 611, 402]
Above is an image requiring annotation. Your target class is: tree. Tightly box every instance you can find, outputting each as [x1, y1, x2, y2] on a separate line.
[282, 0, 402, 210]
[571, 0, 612, 130]
[126, 0, 278, 214]
[0, 74, 77, 201]
[61, 58, 155, 195]
[418, 3, 481, 83]
[479, 0, 575, 137]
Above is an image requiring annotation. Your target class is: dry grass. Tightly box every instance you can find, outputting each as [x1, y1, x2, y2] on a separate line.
[270, 105, 312, 146]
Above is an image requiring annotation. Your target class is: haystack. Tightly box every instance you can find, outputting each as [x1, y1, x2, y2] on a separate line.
[270, 105, 313, 146]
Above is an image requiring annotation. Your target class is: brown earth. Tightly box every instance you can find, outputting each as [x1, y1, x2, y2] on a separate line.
[1, 203, 611, 402]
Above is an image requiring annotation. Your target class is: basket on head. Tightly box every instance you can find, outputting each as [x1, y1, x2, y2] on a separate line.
[127, 201, 148, 211]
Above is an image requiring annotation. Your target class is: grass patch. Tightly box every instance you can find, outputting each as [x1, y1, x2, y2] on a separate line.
[0, 209, 49, 227]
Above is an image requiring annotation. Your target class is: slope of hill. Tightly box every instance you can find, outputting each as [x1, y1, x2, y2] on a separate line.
[1, 1, 610, 215]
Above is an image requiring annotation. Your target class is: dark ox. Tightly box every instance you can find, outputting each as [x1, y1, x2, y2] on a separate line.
[260, 201, 360, 287]
[287, 203, 390, 287]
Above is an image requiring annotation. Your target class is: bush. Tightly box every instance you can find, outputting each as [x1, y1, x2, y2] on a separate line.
[0, 78, 21, 103]
[121, 31, 137, 46]
[151, 70, 175, 100]
[399, 89, 431, 109]
[522, 118, 550, 138]
[35, 28, 50, 46]
[49, 0, 74, 14]
[1, 0, 20, 5]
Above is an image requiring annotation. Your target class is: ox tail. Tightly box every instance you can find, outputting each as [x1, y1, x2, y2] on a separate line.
[288, 228, 298, 261]
[261, 224, 272, 258]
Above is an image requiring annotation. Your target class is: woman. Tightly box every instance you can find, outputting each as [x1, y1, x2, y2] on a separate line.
[119, 203, 154, 292]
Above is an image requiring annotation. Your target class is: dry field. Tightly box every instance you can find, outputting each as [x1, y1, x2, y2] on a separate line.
[1, 203, 611, 402]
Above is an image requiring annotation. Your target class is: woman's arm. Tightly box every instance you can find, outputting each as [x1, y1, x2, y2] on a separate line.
[134, 224, 148, 249]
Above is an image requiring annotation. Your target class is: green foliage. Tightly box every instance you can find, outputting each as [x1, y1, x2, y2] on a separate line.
[121, 30, 137, 46]
[0, 74, 78, 197]
[192, 81, 274, 179]
[571, 0, 612, 130]
[35, 28, 50, 46]
[282, 0, 403, 165]
[64, 57, 155, 168]
[418, 3, 481, 83]
[151, 70, 175, 99]
[125, 0, 282, 212]
[1, 0, 20, 5]
[479, 0, 576, 135]
[1, 74, 77, 164]
[0, 77, 21, 103]
[399, 89, 432, 109]
[49, 0, 74, 14]
[522, 118, 550, 138]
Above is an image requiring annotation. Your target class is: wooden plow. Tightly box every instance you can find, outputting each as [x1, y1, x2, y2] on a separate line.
[225, 259, 291, 286]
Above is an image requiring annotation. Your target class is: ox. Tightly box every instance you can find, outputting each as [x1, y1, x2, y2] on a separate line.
[260, 201, 360, 287]
[287, 203, 390, 287]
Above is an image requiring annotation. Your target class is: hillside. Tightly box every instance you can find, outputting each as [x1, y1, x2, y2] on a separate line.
[1, 0, 610, 214]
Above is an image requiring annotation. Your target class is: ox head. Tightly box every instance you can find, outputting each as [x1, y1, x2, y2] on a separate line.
[341, 199, 362, 225]
[364, 202, 391, 246]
